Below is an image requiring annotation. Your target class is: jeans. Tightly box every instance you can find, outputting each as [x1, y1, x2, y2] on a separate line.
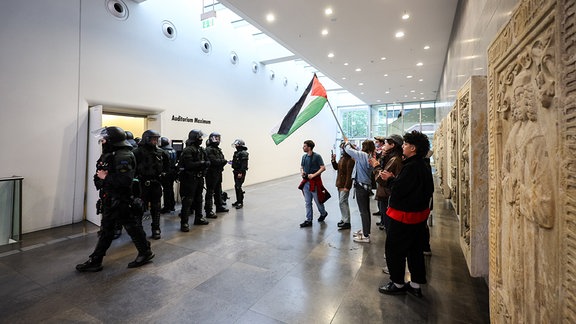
[302, 181, 326, 221]
[355, 184, 371, 236]
[338, 189, 351, 223]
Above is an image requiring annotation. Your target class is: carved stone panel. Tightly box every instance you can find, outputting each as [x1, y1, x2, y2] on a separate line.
[447, 108, 459, 212]
[457, 76, 489, 278]
[433, 118, 451, 198]
[487, 0, 574, 322]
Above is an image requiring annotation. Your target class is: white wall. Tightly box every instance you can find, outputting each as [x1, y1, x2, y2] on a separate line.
[0, 0, 336, 233]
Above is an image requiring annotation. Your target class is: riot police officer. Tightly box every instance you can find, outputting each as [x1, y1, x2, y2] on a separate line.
[76, 126, 154, 272]
[231, 139, 249, 209]
[160, 137, 178, 214]
[179, 129, 210, 231]
[133, 130, 169, 240]
[204, 132, 229, 218]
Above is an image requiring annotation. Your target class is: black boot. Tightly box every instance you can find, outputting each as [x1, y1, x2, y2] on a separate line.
[127, 250, 155, 268]
[76, 256, 103, 272]
[151, 228, 161, 240]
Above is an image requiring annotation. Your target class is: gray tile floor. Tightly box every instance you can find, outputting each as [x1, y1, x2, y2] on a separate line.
[0, 171, 489, 323]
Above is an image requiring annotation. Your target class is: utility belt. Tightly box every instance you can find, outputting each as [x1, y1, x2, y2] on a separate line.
[139, 177, 161, 187]
[354, 181, 372, 191]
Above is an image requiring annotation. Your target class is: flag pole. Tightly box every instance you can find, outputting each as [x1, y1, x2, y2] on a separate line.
[326, 100, 346, 139]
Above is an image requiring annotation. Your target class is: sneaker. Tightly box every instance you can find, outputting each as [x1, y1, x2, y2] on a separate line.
[353, 234, 370, 243]
[379, 281, 407, 295]
[405, 282, 423, 298]
[216, 207, 229, 213]
[338, 223, 351, 230]
[381, 266, 389, 274]
[318, 212, 328, 222]
[337, 221, 344, 227]
[299, 220, 313, 228]
[180, 223, 189, 232]
[206, 211, 218, 219]
[353, 229, 363, 237]
[127, 251, 155, 268]
[151, 229, 161, 240]
[231, 202, 239, 207]
[76, 257, 103, 272]
[235, 203, 243, 209]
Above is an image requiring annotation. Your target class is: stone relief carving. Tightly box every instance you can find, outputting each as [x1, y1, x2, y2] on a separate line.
[488, 0, 565, 321]
[459, 92, 471, 245]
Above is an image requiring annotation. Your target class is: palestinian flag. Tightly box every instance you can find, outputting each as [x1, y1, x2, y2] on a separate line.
[271, 74, 328, 145]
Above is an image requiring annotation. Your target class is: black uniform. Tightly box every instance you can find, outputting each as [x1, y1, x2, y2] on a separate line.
[76, 126, 153, 272]
[231, 141, 249, 208]
[160, 137, 178, 213]
[133, 130, 169, 239]
[179, 130, 210, 231]
[204, 134, 229, 217]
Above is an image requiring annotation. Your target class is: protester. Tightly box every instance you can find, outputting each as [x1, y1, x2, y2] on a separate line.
[299, 140, 329, 228]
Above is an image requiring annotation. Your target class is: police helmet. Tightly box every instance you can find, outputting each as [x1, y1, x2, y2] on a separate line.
[231, 139, 245, 148]
[188, 129, 204, 145]
[141, 130, 161, 146]
[92, 126, 131, 148]
[208, 132, 221, 146]
[160, 137, 170, 147]
[125, 131, 135, 140]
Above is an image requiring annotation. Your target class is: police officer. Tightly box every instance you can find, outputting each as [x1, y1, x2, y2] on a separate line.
[133, 130, 169, 240]
[204, 132, 229, 218]
[159, 137, 178, 214]
[179, 129, 210, 231]
[76, 126, 154, 272]
[231, 139, 249, 209]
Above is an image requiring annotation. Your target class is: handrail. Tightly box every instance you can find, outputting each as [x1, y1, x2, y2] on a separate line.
[0, 176, 24, 181]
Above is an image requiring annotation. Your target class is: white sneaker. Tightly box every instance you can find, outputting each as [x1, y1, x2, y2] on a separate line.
[353, 235, 370, 243]
[382, 266, 389, 274]
[353, 229, 363, 237]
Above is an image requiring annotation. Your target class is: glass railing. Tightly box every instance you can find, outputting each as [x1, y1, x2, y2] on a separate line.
[0, 176, 23, 246]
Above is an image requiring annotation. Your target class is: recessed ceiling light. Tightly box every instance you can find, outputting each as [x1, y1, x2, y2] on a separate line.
[380, 57, 387, 60]
[402, 12, 410, 20]
[266, 13, 275, 22]
[420, 97, 425, 100]
[410, 90, 415, 93]
[404, 95, 408, 98]
[424, 45, 430, 50]
[355, 68, 362, 72]
[360, 92, 364, 95]
[358, 82, 364, 86]
[325, 8, 333, 15]
[321, 29, 328, 36]
[418, 79, 423, 82]
[385, 91, 390, 94]
[344, 62, 349, 66]
[395, 31, 405, 38]
[384, 74, 389, 77]
[406, 75, 413, 78]
[328, 52, 334, 58]
[341, 77, 347, 80]
[416, 62, 423, 66]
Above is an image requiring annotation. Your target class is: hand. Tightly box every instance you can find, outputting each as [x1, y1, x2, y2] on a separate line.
[380, 170, 393, 180]
[331, 153, 336, 162]
[369, 157, 379, 167]
[96, 169, 108, 180]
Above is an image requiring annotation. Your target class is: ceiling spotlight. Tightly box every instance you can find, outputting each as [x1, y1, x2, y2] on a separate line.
[328, 52, 334, 58]
[395, 31, 405, 38]
[419, 79, 423, 82]
[380, 57, 387, 60]
[321, 29, 328, 36]
[341, 77, 347, 80]
[266, 13, 275, 22]
[424, 45, 430, 50]
[384, 74, 389, 77]
[406, 75, 413, 78]
[385, 91, 390, 94]
[344, 62, 349, 66]
[355, 68, 362, 72]
[358, 82, 364, 86]
[416, 62, 423, 66]
[402, 12, 410, 20]
[325, 8, 333, 15]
